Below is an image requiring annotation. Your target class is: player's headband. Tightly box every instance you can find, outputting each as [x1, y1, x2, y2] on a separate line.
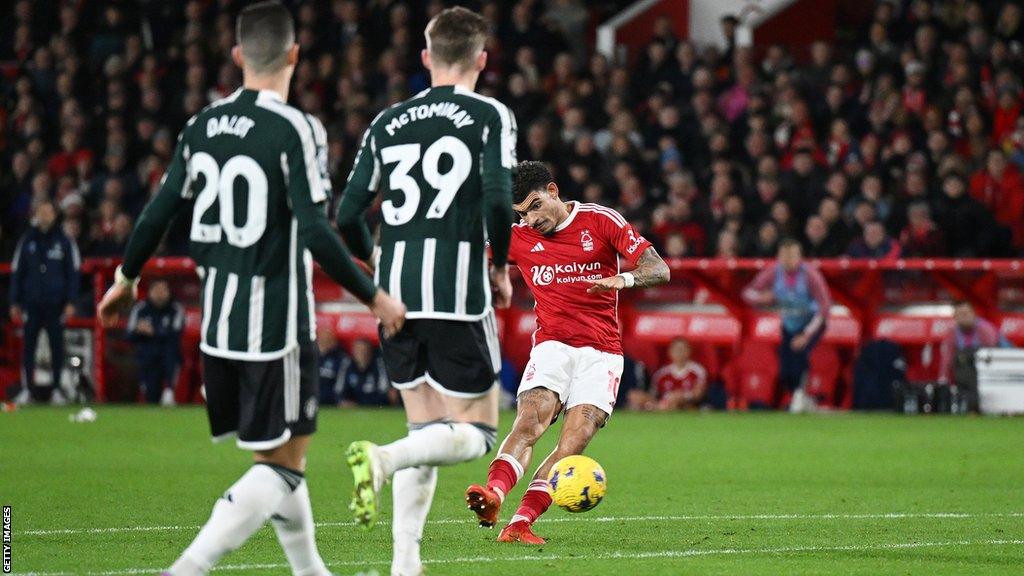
[513, 190, 545, 213]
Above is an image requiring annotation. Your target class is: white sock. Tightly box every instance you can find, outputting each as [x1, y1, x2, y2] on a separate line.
[271, 481, 331, 576]
[391, 465, 437, 576]
[168, 464, 291, 575]
[378, 423, 490, 477]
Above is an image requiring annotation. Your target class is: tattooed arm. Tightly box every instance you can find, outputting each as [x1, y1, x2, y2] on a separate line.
[586, 246, 670, 293]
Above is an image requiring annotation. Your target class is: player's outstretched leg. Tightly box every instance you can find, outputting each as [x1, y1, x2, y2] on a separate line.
[498, 404, 607, 545]
[166, 436, 330, 576]
[467, 388, 561, 528]
[346, 385, 498, 529]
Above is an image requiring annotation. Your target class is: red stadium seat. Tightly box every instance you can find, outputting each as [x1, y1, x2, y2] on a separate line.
[807, 344, 841, 407]
[872, 314, 952, 381]
[503, 307, 537, 371]
[722, 342, 778, 410]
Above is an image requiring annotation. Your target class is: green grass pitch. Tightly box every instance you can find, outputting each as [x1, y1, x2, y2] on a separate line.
[3, 407, 1023, 575]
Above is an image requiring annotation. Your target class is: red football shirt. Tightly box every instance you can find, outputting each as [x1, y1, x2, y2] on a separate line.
[652, 362, 708, 398]
[510, 202, 652, 355]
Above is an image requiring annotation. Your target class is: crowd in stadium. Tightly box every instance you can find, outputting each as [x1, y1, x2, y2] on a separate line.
[3, 0, 1024, 265]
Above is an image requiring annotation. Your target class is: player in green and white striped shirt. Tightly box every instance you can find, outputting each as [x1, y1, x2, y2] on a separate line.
[336, 7, 516, 574]
[97, 3, 405, 574]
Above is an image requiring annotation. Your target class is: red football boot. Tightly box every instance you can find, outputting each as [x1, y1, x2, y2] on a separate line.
[465, 484, 502, 528]
[497, 520, 546, 545]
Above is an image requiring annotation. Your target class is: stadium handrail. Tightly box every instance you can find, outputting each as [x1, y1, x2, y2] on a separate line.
[1, 256, 1021, 400]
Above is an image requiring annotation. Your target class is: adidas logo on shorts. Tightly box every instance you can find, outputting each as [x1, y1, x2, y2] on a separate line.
[531, 242, 545, 253]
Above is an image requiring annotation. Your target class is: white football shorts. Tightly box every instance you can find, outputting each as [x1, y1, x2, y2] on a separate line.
[517, 340, 624, 416]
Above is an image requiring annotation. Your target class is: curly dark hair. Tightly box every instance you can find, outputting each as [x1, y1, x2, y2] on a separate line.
[513, 160, 553, 205]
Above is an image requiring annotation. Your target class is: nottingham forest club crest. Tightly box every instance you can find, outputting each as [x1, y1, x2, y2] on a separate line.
[580, 229, 594, 252]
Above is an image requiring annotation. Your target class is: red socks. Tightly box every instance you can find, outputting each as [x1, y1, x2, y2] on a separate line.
[486, 454, 523, 501]
[509, 480, 552, 525]
[486, 455, 553, 525]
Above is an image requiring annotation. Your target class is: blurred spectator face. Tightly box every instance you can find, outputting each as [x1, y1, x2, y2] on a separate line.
[908, 203, 932, 229]
[861, 175, 883, 201]
[724, 195, 744, 219]
[771, 201, 791, 226]
[34, 202, 57, 232]
[62, 218, 82, 242]
[778, 240, 801, 271]
[943, 176, 966, 199]
[667, 339, 691, 365]
[676, 42, 696, 69]
[855, 49, 874, 75]
[554, 53, 574, 77]
[757, 156, 779, 178]
[905, 172, 927, 197]
[113, 214, 133, 241]
[620, 178, 645, 207]
[792, 151, 814, 175]
[148, 280, 171, 307]
[986, 151, 1007, 176]
[745, 131, 769, 159]
[716, 230, 739, 257]
[316, 327, 337, 354]
[819, 197, 841, 223]
[568, 163, 589, 183]
[582, 183, 604, 204]
[664, 233, 687, 258]
[508, 73, 527, 97]
[575, 133, 595, 156]
[60, 131, 79, 153]
[527, 124, 548, 151]
[830, 118, 849, 141]
[105, 153, 126, 174]
[954, 302, 977, 331]
[759, 221, 780, 249]
[710, 175, 732, 198]
[853, 202, 877, 227]
[805, 216, 827, 244]
[352, 339, 374, 370]
[31, 172, 52, 197]
[811, 41, 830, 67]
[103, 179, 125, 203]
[864, 222, 886, 249]
[927, 131, 949, 157]
[13, 152, 30, 179]
[757, 177, 779, 202]
[825, 173, 848, 200]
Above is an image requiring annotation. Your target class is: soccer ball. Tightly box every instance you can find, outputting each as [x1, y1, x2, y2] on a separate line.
[547, 455, 606, 513]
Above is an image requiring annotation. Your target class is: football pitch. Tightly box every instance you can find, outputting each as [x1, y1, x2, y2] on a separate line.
[3, 407, 1023, 575]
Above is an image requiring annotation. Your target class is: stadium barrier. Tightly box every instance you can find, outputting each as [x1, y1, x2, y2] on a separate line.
[1, 257, 1022, 407]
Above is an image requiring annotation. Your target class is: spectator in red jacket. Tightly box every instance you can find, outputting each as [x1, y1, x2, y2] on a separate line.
[899, 202, 946, 257]
[970, 149, 1024, 249]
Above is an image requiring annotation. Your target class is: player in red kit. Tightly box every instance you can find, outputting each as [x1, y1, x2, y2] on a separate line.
[465, 161, 670, 543]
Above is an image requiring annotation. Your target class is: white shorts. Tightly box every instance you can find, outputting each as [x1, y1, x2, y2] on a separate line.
[517, 340, 624, 416]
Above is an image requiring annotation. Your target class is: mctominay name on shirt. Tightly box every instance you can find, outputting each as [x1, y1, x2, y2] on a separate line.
[385, 102, 474, 136]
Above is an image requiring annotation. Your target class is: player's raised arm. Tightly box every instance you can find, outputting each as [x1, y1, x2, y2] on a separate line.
[98, 125, 193, 326]
[586, 212, 669, 293]
[335, 119, 381, 262]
